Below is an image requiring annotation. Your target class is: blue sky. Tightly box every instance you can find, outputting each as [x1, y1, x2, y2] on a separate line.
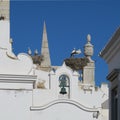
[10, 1, 120, 86]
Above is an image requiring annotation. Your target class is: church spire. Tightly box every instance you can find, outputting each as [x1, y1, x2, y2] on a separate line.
[40, 21, 51, 71]
[0, 0, 10, 20]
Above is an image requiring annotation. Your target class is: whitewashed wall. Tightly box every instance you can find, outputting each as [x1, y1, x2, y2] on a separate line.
[0, 18, 108, 120]
[0, 90, 32, 120]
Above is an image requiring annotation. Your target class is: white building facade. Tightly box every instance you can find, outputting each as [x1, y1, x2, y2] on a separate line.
[100, 27, 120, 120]
[0, 0, 108, 120]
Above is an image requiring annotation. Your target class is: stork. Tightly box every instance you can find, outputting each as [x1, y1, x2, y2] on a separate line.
[70, 48, 81, 57]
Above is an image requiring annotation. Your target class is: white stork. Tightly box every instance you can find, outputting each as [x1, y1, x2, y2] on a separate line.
[28, 47, 32, 55]
[70, 48, 81, 57]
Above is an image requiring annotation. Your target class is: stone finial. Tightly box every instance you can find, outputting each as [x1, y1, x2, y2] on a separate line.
[84, 34, 94, 62]
[28, 48, 32, 55]
[87, 34, 91, 43]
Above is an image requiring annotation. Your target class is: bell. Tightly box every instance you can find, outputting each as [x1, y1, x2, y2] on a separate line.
[60, 87, 67, 94]
[59, 80, 67, 87]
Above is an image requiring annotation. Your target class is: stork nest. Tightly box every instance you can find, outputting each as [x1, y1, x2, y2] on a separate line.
[32, 55, 43, 65]
[64, 57, 89, 70]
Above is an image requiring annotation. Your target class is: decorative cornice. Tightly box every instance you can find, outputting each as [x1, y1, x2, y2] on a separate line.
[0, 74, 37, 90]
[6, 51, 18, 60]
[0, 46, 7, 50]
[0, 74, 37, 83]
[107, 69, 120, 82]
[30, 99, 100, 112]
[100, 27, 120, 62]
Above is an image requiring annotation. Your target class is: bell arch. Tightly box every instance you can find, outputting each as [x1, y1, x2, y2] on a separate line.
[58, 74, 70, 98]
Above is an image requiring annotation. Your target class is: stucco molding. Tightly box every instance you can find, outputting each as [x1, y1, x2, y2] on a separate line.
[0, 74, 37, 83]
[100, 27, 120, 62]
[107, 69, 120, 82]
[30, 99, 100, 112]
[0, 74, 37, 90]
